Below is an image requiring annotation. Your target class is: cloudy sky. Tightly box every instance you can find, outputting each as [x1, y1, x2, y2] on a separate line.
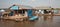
[0, 0, 60, 8]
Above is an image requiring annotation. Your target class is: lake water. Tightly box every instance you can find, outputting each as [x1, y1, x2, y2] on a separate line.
[0, 16, 60, 27]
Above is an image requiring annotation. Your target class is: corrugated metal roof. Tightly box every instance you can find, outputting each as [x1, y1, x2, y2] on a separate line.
[33, 6, 51, 9]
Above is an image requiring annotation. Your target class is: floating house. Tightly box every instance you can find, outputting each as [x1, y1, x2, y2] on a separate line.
[2, 4, 35, 21]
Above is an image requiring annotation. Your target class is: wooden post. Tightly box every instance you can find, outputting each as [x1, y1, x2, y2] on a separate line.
[50, 8, 54, 18]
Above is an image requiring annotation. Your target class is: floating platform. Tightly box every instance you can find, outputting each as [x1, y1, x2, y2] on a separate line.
[38, 14, 60, 16]
[2, 15, 28, 21]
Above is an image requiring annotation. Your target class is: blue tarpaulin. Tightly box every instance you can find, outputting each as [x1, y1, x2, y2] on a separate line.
[27, 9, 33, 17]
[11, 6, 19, 10]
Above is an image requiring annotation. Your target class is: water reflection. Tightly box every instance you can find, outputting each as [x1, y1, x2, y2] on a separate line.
[0, 16, 60, 27]
[43, 15, 53, 21]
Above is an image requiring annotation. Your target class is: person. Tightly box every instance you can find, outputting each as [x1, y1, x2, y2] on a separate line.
[44, 10, 49, 20]
[8, 11, 14, 16]
[0, 12, 2, 18]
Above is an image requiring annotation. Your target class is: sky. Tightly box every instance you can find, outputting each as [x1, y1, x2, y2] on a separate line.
[0, 0, 60, 8]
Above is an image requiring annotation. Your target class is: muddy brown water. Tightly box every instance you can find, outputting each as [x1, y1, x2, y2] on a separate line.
[0, 16, 60, 27]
